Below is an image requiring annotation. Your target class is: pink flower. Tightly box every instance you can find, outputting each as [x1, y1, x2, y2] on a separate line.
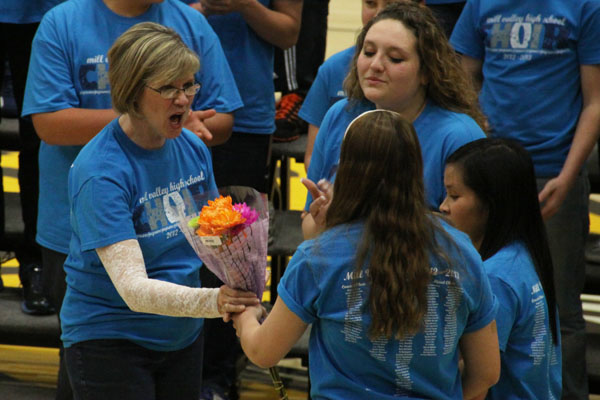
[233, 202, 259, 226]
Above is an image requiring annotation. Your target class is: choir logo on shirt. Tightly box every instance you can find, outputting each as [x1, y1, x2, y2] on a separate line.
[483, 13, 570, 61]
[133, 173, 207, 239]
[79, 54, 110, 95]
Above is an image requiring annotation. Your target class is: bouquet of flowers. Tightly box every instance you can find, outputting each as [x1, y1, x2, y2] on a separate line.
[178, 186, 269, 299]
[177, 186, 288, 399]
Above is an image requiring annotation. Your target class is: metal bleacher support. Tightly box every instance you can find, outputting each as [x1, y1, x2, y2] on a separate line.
[0, 117, 25, 253]
[0, 288, 60, 348]
[267, 135, 309, 374]
[269, 135, 307, 211]
[0, 116, 24, 253]
[0, 117, 20, 151]
[267, 134, 307, 303]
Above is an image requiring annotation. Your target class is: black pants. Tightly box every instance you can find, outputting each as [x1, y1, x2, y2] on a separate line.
[0, 22, 42, 271]
[65, 334, 204, 400]
[273, 0, 330, 95]
[41, 246, 72, 400]
[426, 2, 466, 39]
[211, 132, 272, 194]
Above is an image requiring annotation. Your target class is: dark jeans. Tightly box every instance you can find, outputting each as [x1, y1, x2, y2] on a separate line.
[211, 132, 272, 194]
[65, 334, 204, 400]
[274, 0, 329, 95]
[41, 247, 71, 400]
[0, 22, 42, 270]
[426, 2, 466, 39]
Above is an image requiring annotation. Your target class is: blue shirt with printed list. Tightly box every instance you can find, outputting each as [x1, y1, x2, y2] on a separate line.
[483, 242, 562, 399]
[278, 219, 498, 399]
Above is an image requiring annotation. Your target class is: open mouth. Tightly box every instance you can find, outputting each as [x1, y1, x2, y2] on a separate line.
[168, 112, 186, 130]
[169, 113, 183, 124]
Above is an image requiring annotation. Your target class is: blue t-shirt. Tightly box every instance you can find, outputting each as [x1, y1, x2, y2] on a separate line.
[450, 0, 600, 177]
[22, 0, 243, 254]
[484, 242, 562, 399]
[279, 219, 497, 399]
[305, 99, 485, 210]
[0, 0, 64, 23]
[298, 46, 355, 127]
[61, 118, 218, 351]
[206, 0, 276, 134]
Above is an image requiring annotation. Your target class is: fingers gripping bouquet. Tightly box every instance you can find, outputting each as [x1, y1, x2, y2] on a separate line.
[178, 186, 269, 299]
[178, 186, 288, 399]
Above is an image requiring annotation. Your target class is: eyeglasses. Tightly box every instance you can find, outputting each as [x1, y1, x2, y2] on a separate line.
[146, 82, 201, 99]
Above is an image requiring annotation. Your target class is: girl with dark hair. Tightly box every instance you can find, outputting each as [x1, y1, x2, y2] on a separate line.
[302, 1, 486, 238]
[232, 110, 500, 399]
[440, 138, 561, 399]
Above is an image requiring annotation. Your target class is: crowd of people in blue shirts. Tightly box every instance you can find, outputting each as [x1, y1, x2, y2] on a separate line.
[1, 0, 599, 399]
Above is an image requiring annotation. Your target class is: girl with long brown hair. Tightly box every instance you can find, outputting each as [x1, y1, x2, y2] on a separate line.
[302, 2, 487, 239]
[232, 110, 500, 399]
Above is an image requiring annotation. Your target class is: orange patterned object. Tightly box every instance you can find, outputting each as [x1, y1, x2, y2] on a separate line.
[191, 195, 246, 236]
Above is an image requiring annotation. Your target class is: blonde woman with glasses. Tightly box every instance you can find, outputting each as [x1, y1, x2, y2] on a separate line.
[60, 23, 258, 400]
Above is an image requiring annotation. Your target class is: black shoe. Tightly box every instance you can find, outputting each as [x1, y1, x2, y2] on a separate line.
[21, 264, 55, 316]
[273, 92, 306, 142]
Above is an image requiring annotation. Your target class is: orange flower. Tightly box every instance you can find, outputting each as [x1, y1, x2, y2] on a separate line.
[195, 195, 246, 236]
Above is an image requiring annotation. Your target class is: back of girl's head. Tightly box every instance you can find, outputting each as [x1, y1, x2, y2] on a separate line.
[344, 2, 486, 129]
[327, 110, 435, 339]
[327, 110, 425, 226]
[447, 138, 558, 343]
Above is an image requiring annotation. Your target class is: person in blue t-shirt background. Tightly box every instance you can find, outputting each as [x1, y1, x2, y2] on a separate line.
[62, 22, 259, 400]
[182, 0, 303, 398]
[0, 0, 64, 315]
[450, 1, 600, 397]
[22, 0, 243, 398]
[441, 138, 562, 399]
[299, 0, 422, 171]
[231, 109, 500, 399]
[190, 0, 302, 195]
[301, 2, 486, 239]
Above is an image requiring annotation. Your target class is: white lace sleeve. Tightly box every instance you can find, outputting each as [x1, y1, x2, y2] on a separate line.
[96, 239, 222, 318]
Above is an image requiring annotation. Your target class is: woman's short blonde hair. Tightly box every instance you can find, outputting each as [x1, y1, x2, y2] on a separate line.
[108, 22, 200, 118]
